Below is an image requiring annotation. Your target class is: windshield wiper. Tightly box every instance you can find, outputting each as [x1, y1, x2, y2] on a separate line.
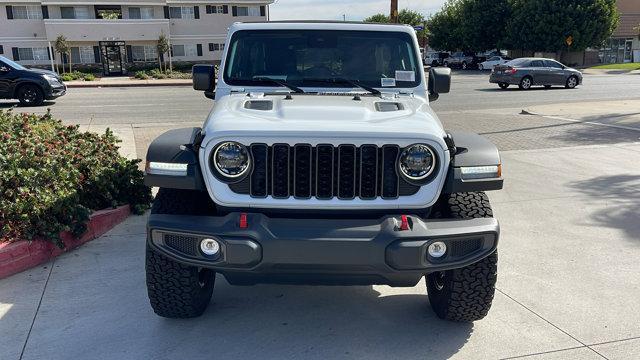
[303, 78, 381, 95]
[252, 76, 305, 93]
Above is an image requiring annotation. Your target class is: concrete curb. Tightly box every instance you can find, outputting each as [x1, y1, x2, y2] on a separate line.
[65, 80, 192, 88]
[0, 205, 131, 279]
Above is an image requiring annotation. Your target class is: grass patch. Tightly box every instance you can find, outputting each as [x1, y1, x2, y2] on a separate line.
[589, 63, 640, 70]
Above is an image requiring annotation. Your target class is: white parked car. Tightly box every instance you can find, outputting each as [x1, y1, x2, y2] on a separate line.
[144, 21, 504, 322]
[479, 56, 512, 71]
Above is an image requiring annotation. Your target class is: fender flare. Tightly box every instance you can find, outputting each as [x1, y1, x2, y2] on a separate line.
[444, 131, 503, 193]
[144, 127, 206, 191]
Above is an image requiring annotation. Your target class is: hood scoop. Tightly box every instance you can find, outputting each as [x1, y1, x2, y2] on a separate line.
[375, 102, 404, 112]
[244, 100, 273, 111]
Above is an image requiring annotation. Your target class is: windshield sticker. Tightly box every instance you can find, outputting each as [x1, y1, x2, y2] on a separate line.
[381, 78, 396, 87]
[395, 71, 416, 82]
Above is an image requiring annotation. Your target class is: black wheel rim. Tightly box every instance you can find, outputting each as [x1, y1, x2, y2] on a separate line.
[23, 88, 37, 103]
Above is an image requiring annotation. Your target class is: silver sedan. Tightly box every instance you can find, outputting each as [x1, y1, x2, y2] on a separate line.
[489, 58, 583, 90]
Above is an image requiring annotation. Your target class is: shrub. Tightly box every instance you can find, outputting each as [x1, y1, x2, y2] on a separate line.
[134, 71, 150, 80]
[83, 73, 96, 81]
[0, 110, 152, 247]
[61, 74, 73, 82]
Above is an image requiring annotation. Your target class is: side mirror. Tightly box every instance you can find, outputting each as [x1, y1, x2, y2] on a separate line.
[428, 67, 451, 102]
[192, 64, 216, 92]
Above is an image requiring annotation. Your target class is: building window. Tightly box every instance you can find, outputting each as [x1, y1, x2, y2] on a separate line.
[60, 6, 91, 19]
[209, 43, 225, 52]
[234, 6, 261, 16]
[11, 5, 43, 19]
[17, 48, 48, 61]
[169, 6, 194, 19]
[70, 46, 95, 64]
[132, 45, 158, 62]
[206, 5, 226, 14]
[172, 44, 197, 57]
[129, 7, 154, 19]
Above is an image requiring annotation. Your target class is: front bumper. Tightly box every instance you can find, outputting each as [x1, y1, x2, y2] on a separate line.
[45, 84, 67, 100]
[148, 213, 499, 286]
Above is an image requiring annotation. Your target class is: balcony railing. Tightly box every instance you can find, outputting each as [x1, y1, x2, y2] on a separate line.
[44, 19, 170, 42]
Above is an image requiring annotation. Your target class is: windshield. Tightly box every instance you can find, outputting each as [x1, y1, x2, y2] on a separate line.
[224, 30, 421, 89]
[0, 56, 27, 70]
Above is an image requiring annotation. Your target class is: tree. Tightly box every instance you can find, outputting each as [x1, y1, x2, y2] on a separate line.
[364, 13, 389, 23]
[53, 35, 71, 74]
[364, 10, 428, 43]
[157, 33, 170, 72]
[507, 0, 619, 53]
[427, 1, 465, 51]
[458, 0, 511, 52]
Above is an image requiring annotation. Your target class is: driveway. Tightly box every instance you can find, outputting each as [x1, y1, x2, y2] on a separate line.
[1, 141, 639, 360]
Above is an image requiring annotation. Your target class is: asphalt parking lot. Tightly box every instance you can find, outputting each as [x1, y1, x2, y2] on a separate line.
[1, 72, 640, 359]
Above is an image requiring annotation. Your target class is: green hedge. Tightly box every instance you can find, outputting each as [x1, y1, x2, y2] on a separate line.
[0, 110, 152, 247]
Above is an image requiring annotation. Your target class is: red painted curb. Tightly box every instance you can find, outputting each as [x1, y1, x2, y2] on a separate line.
[0, 205, 131, 279]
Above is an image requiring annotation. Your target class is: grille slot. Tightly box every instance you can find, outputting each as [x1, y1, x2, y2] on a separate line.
[250, 144, 268, 198]
[294, 145, 312, 198]
[164, 234, 199, 256]
[272, 144, 290, 198]
[235, 144, 419, 200]
[381, 146, 400, 199]
[359, 145, 378, 199]
[338, 145, 357, 199]
[316, 145, 334, 199]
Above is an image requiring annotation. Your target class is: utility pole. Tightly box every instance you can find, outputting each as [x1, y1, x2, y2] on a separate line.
[390, 0, 398, 23]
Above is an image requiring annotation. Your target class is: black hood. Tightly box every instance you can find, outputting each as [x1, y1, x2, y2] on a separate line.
[26, 68, 58, 77]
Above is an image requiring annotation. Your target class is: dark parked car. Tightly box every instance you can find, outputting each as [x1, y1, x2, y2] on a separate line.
[490, 57, 583, 90]
[0, 56, 66, 106]
[426, 52, 450, 67]
[444, 51, 475, 70]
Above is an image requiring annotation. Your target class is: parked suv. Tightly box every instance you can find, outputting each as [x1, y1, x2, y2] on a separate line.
[0, 56, 66, 106]
[426, 52, 450, 67]
[444, 51, 475, 70]
[144, 22, 504, 322]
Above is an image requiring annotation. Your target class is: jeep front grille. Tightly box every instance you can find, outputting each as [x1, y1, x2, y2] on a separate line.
[229, 144, 421, 200]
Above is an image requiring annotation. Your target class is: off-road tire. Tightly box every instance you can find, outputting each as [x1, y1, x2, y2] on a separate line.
[17, 84, 44, 106]
[427, 192, 498, 322]
[146, 188, 216, 318]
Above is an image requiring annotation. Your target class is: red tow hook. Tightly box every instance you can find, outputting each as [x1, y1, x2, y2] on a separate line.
[398, 215, 411, 231]
[239, 213, 248, 229]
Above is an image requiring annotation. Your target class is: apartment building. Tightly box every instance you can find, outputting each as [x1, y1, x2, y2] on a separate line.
[599, 0, 640, 63]
[0, 1, 273, 75]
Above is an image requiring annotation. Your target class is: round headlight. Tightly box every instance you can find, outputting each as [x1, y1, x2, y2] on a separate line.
[398, 144, 436, 181]
[213, 142, 251, 178]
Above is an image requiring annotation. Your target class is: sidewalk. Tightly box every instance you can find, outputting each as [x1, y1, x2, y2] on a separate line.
[580, 68, 640, 76]
[64, 77, 192, 88]
[525, 99, 640, 131]
[1, 143, 639, 359]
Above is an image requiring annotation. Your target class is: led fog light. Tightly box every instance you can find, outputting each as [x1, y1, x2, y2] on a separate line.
[200, 238, 221, 256]
[428, 241, 447, 258]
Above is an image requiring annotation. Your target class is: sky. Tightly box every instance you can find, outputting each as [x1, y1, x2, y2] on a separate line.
[269, 0, 448, 21]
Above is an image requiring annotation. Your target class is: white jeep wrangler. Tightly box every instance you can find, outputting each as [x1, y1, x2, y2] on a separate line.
[144, 21, 503, 322]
